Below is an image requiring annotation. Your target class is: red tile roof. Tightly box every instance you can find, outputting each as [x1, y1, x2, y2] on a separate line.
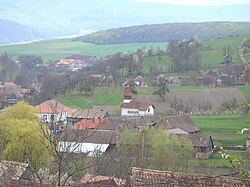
[121, 101, 153, 111]
[81, 173, 125, 186]
[131, 167, 250, 187]
[35, 99, 71, 113]
[123, 87, 132, 97]
[3, 82, 17, 87]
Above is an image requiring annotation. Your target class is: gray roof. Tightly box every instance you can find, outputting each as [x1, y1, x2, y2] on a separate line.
[60, 129, 116, 144]
[67, 108, 109, 119]
[106, 116, 159, 131]
[0, 160, 30, 182]
[154, 115, 200, 134]
[189, 134, 214, 148]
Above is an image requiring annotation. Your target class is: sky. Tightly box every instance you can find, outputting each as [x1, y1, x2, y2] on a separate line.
[134, 0, 250, 6]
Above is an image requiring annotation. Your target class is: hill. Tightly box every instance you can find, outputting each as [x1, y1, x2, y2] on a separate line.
[0, 1, 250, 44]
[75, 22, 250, 44]
[0, 19, 44, 45]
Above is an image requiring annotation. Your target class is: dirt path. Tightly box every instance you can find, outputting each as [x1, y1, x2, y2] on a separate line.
[212, 135, 237, 140]
[238, 47, 249, 65]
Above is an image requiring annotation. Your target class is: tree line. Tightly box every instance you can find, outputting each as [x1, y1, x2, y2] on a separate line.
[74, 22, 250, 44]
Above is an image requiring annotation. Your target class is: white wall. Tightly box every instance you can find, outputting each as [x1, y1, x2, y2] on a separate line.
[121, 105, 154, 116]
[37, 111, 68, 123]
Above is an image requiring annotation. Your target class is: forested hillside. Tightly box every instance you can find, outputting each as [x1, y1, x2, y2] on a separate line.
[75, 22, 250, 44]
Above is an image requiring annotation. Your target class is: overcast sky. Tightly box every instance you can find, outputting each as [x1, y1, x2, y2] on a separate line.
[134, 0, 250, 6]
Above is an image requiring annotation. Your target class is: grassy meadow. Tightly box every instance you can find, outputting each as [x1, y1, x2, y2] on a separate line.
[142, 35, 248, 72]
[0, 39, 167, 61]
[0, 35, 248, 70]
[192, 114, 250, 146]
[238, 85, 250, 100]
[56, 86, 124, 109]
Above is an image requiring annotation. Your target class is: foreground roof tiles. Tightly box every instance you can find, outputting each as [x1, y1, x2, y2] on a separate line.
[131, 167, 250, 187]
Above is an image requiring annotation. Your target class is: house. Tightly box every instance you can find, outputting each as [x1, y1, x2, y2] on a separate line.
[122, 75, 147, 88]
[35, 99, 71, 123]
[67, 108, 109, 125]
[120, 87, 155, 116]
[168, 76, 182, 86]
[80, 174, 125, 187]
[65, 55, 97, 62]
[130, 167, 250, 187]
[121, 101, 155, 116]
[154, 115, 200, 134]
[0, 160, 32, 185]
[189, 134, 214, 159]
[0, 84, 23, 109]
[134, 75, 147, 87]
[58, 129, 115, 156]
[201, 70, 218, 86]
[56, 55, 96, 71]
[104, 116, 159, 132]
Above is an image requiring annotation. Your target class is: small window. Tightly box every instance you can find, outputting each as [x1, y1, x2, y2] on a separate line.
[42, 115, 48, 122]
[148, 108, 150, 112]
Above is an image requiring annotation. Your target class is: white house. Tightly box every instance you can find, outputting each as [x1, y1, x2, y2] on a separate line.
[58, 129, 115, 156]
[35, 99, 71, 123]
[134, 75, 147, 87]
[120, 87, 155, 116]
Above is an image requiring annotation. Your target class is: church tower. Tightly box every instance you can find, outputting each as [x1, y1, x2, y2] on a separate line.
[123, 87, 132, 103]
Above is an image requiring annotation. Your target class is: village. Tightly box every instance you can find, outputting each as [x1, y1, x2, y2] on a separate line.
[0, 16, 250, 187]
[0, 56, 250, 186]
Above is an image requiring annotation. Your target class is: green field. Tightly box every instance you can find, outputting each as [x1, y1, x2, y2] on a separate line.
[143, 35, 248, 71]
[192, 114, 250, 146]
[0, 39, 167, 61]
[0, 35, 248, 68]
[238, 85, 250, 100]
[57, 85, 249, 109]
[56, 86, 123, 109]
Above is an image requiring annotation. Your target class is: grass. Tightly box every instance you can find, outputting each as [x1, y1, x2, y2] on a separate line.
[194, 150, 250, 170]
[0, 39, 167, 61]
[56, 86, 123, 109]
[192, 114, 250, 146]
[170, 86, 205, 92]
[0, 35, 247, 68]
[238, 85, 250, 101]
[141, 35, 248, 71]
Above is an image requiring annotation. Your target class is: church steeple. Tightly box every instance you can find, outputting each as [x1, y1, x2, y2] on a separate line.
[123, 87, 132, 103]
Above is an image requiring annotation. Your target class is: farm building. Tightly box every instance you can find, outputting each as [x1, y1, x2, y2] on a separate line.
[189, 134, 214, 159]
[154, 115, 200, 134]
